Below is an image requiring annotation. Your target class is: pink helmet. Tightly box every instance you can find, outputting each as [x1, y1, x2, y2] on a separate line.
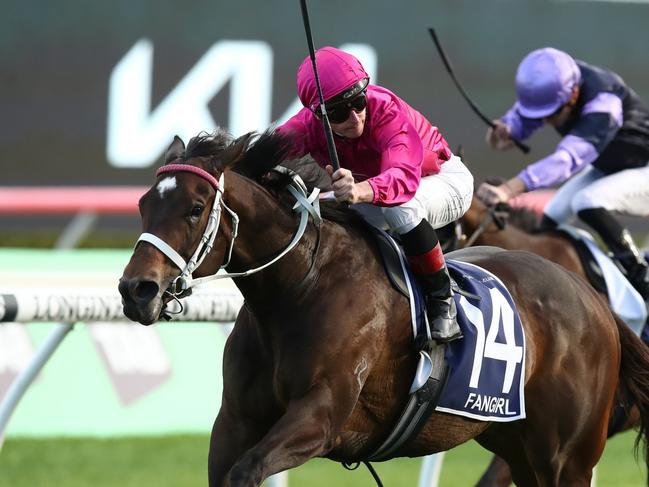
[515, 48, 581, 119]
[297, 46, 369, 110]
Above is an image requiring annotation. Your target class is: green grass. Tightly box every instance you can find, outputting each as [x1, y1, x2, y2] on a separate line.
[0, 431, 645, 486]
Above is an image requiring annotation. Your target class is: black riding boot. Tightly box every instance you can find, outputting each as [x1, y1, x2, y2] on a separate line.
[401, 220, 462, 343]
[422, 266, 462, 342]
[613, 230, 649, 300]
[578, 208, 649, 300]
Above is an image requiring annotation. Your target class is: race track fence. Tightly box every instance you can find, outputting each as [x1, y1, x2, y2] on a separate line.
[0, 289, 243, 446]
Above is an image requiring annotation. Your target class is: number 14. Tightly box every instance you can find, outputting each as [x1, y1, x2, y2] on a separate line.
[458, 288, 524, 394]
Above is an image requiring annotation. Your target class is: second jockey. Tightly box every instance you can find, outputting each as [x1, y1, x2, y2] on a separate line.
[477, 47, 649, 300]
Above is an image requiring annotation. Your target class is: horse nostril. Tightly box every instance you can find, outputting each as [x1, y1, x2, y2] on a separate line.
[119, 278, 160, 305]
[118, 279, 131, 300]
[132, 280, 160, 304]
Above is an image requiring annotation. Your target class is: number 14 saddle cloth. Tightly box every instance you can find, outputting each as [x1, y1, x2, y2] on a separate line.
[439, 260, 526, 422]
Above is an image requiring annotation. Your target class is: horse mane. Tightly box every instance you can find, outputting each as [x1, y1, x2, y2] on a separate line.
[505, 206, 542, 233]
[481, 177, 542, 233]
[184, 129, 365, 227]
[185, 128, 235, 159]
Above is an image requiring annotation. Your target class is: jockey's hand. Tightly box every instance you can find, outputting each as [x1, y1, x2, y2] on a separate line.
[486, 120, 515, 151]
[476, 182, 513, 206]
[325, 165, 374, 204]
[476, 177, 526, 206]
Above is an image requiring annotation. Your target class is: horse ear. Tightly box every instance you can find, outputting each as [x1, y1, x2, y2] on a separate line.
[165, 136, 186, 163]
[216, 132, 254, 170]
[231, 132, 254, 161]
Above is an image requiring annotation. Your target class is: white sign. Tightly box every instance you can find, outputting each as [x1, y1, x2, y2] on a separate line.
[107, 40, 377, 168]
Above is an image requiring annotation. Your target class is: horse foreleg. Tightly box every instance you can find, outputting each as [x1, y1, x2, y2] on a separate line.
[208, 405, 260, 487]
[224, 384, 338, 487]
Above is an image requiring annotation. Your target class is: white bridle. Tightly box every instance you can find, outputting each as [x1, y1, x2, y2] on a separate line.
[136, 164, 323, 297]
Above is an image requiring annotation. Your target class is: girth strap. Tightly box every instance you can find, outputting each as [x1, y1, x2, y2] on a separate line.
[366, 342, 449, 462]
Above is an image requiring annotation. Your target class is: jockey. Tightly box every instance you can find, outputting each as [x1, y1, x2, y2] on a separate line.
[477, 47, 649, 300]
[276, 46, 474, 343]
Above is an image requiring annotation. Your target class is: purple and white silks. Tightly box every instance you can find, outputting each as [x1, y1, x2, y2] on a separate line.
[502, 92, 623, 191]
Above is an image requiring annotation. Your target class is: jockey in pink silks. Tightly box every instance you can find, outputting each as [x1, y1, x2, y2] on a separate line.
[277, 46, 474, 343]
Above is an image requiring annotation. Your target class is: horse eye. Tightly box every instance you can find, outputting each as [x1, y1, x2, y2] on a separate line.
[190, 204, 204, 218]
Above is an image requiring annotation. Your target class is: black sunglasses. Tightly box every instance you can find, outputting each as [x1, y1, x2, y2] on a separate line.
[317, 91, 367, 124]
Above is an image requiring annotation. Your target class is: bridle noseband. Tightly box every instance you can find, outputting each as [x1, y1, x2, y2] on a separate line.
[136, 164, 322, 299]
[137, 163, 236, 296]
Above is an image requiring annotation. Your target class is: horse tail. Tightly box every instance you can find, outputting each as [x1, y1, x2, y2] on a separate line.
[615, 313, 649, 483]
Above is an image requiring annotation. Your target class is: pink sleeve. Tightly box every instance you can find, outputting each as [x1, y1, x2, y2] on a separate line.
[366, 111, 423, 207]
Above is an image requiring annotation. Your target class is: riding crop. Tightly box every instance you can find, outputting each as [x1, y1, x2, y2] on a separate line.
[428, 28, 531, 154]
[299, 0, 341, 170]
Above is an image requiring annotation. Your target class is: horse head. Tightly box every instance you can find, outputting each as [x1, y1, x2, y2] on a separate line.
[439, 196, 510, 250]
[119, 129, 252, 325]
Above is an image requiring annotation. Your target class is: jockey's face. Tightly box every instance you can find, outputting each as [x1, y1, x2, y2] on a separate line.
[331, 107, 366, 139]
[543, 103, 574, 128]
[543, 86, 580, 128]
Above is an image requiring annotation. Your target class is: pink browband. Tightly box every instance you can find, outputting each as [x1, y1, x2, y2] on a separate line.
[156, 164, 220, 190]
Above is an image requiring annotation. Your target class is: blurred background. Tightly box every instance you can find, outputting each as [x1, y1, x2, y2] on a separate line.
[2, 0, 648, 246]
[1, 1, 648, 485]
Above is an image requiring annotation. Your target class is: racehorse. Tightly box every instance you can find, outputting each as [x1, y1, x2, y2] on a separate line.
[448, 195, 645, 486]
[119, 129, 649, 487]
[444, 196, 586, 277]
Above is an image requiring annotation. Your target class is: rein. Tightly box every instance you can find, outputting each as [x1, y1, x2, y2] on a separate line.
[463, 205, 510, 248]
[136, 164, 323, 297]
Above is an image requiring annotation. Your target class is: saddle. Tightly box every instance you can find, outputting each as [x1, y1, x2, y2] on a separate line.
[366, 227, 448, 461]
[557, 226, 608, 294]
[367, 229, 527, 460]
[557, 225, 647, 335]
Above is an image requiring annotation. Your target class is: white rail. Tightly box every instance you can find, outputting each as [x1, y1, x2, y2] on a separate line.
[0, 289, 243, 323]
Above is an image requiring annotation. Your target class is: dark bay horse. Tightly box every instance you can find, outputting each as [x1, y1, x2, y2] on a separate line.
[447, 196, 586, 276]
[119, 130, 649, 487]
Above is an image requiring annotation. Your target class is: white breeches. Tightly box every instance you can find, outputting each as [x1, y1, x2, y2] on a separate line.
[353, 154, 474, 234]
[544, 164, 649, 223]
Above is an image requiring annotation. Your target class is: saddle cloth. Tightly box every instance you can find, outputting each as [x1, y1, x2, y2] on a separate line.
[372, 228, 527, 422]
[436, 260, 526, 422]
[558, 224, 647, 335]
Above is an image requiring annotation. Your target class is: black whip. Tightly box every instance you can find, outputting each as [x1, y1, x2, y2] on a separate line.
[428, 28, 531, 154]
[299, 0, 341, 170]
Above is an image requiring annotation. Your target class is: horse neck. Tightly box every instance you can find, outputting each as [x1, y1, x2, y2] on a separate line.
[463, 200, 542, 249]
[223, 173, 321, 309]
[462, 200, 501, 241]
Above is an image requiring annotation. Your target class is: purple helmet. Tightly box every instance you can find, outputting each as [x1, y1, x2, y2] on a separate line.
[515, 48, 581, 119]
